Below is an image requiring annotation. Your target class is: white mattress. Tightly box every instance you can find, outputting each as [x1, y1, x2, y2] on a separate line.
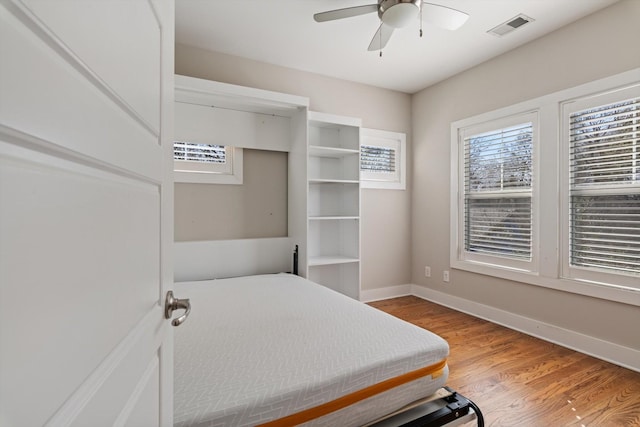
[174, 274, 449, 427]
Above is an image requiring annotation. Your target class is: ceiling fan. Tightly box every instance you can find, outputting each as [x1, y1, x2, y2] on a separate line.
[313, 0, 469, 52]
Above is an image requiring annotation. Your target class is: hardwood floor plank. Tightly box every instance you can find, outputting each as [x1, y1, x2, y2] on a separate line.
[369, 296, 640, 427]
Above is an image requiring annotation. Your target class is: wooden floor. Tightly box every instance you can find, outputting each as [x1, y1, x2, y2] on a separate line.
[369, 296, 640, 427]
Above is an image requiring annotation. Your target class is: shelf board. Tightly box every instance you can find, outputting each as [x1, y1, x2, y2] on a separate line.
[308, 256, 360, 266]
[309, 178, 359, 184]
[309, 145, 359, 158]
[309, 216, 359, 221]
[308, 111, 362, 128]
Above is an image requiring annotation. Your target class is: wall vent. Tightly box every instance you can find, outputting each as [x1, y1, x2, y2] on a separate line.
[488, 14, 534, 37]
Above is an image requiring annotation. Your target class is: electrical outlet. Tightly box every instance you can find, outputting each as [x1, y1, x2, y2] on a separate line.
[443, 270, 450, 283]
[424, 266, 431, 277]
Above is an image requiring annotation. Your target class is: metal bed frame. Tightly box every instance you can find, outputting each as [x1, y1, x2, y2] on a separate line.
[366, 387, 484, 427]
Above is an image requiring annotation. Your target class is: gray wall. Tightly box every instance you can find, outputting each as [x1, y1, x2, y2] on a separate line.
[175, 149, 288, 241]
[175, 45, 413, 291]
[411, 0, 640, 349]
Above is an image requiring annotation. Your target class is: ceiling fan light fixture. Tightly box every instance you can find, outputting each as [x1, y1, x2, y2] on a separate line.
[380, 0, 420, 28]
[313, 0, 469, 52]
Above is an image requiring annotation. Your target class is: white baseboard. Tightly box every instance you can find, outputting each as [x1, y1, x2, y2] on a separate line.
[409, 284, 640, 373]
[360, 284, 412, 303]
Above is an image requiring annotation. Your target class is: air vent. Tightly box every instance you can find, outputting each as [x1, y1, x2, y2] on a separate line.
[488, 14, 534, 37]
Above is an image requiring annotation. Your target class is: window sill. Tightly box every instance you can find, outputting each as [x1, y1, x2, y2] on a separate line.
[451, 259, 640, 307]
[361, 179, 406, 190]
[174, 170, 243, 185]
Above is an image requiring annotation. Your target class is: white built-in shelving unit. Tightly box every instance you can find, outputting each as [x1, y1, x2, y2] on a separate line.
[307, 111, 361, 300]
[173, 77, 363, 300]
[173, 75, 310, 280]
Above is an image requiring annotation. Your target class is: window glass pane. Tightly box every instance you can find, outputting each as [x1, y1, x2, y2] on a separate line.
[463, 121, 533, 261]
[465, 123, 533, 192]
[570, 194, 640, 274]
[569, 97, 640, 275]
[361, 145, 396, 173]
[465, 197, 532, 259]
[174, 141, 226, 164]
[570, 99, 640, 187]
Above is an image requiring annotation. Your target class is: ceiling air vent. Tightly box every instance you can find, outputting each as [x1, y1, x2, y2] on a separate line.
[488, 14, 534, 37]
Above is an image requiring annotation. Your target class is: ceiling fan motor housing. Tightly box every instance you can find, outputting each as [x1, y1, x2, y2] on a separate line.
[379, 0, 421, 28]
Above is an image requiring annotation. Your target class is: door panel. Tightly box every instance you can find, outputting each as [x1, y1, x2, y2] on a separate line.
[0, 146, 159, 425]
[0, 0, 173, 425]
[0, 3, 161, 180]
[21, 0, 161, 133]
[66, 313, 161, 427]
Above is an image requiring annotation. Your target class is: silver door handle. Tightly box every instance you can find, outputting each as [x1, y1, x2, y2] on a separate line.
[165, 291, 191, 327]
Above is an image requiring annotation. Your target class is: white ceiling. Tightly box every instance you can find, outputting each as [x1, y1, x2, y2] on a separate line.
[175, 0, 618, 94]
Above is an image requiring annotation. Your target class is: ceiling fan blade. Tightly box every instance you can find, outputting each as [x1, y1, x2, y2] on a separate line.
[421, 2, 469, 30]
[314, 4, 378, 22]
[367, 23, 395, 51]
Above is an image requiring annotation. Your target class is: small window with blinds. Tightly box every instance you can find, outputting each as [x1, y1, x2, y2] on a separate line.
[173, 141, 243, 184]
[464, 122, 534, 261]
[360, 128, 406, 190]
[568, 97, 640, 276]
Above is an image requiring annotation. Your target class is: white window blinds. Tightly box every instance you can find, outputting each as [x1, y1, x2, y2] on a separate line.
[173, 142, 226, 164]
[569, 98, 640, 274]
[173, 141, 241, 184]
[464, 123, 533, 259]
[361, 145, 396, 172]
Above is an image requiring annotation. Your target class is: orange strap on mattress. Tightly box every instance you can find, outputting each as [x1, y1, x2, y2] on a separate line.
[257, 358, 447, 427]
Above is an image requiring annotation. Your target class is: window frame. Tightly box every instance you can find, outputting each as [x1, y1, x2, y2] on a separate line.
[560, 86, 640, 289]
[360, 128, 406, 190]
[453, 111, 539, 273]
[450, 68, 640, 307]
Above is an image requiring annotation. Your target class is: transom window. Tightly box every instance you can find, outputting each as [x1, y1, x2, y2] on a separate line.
[360, 128, 406, 190]
[174, 142, 229, 173]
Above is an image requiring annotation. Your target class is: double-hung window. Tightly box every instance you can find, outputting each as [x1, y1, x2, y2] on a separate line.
[562, 88, 640, 287]
[452, 71, 639, 304]
[453, 112, 537, 272]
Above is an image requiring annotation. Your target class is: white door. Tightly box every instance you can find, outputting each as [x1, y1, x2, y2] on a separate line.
[0, 1, 176, 426]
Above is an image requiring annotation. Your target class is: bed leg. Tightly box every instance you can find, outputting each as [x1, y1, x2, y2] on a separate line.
[385, 387, 484, 427]
[442, 386, 484, 427]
